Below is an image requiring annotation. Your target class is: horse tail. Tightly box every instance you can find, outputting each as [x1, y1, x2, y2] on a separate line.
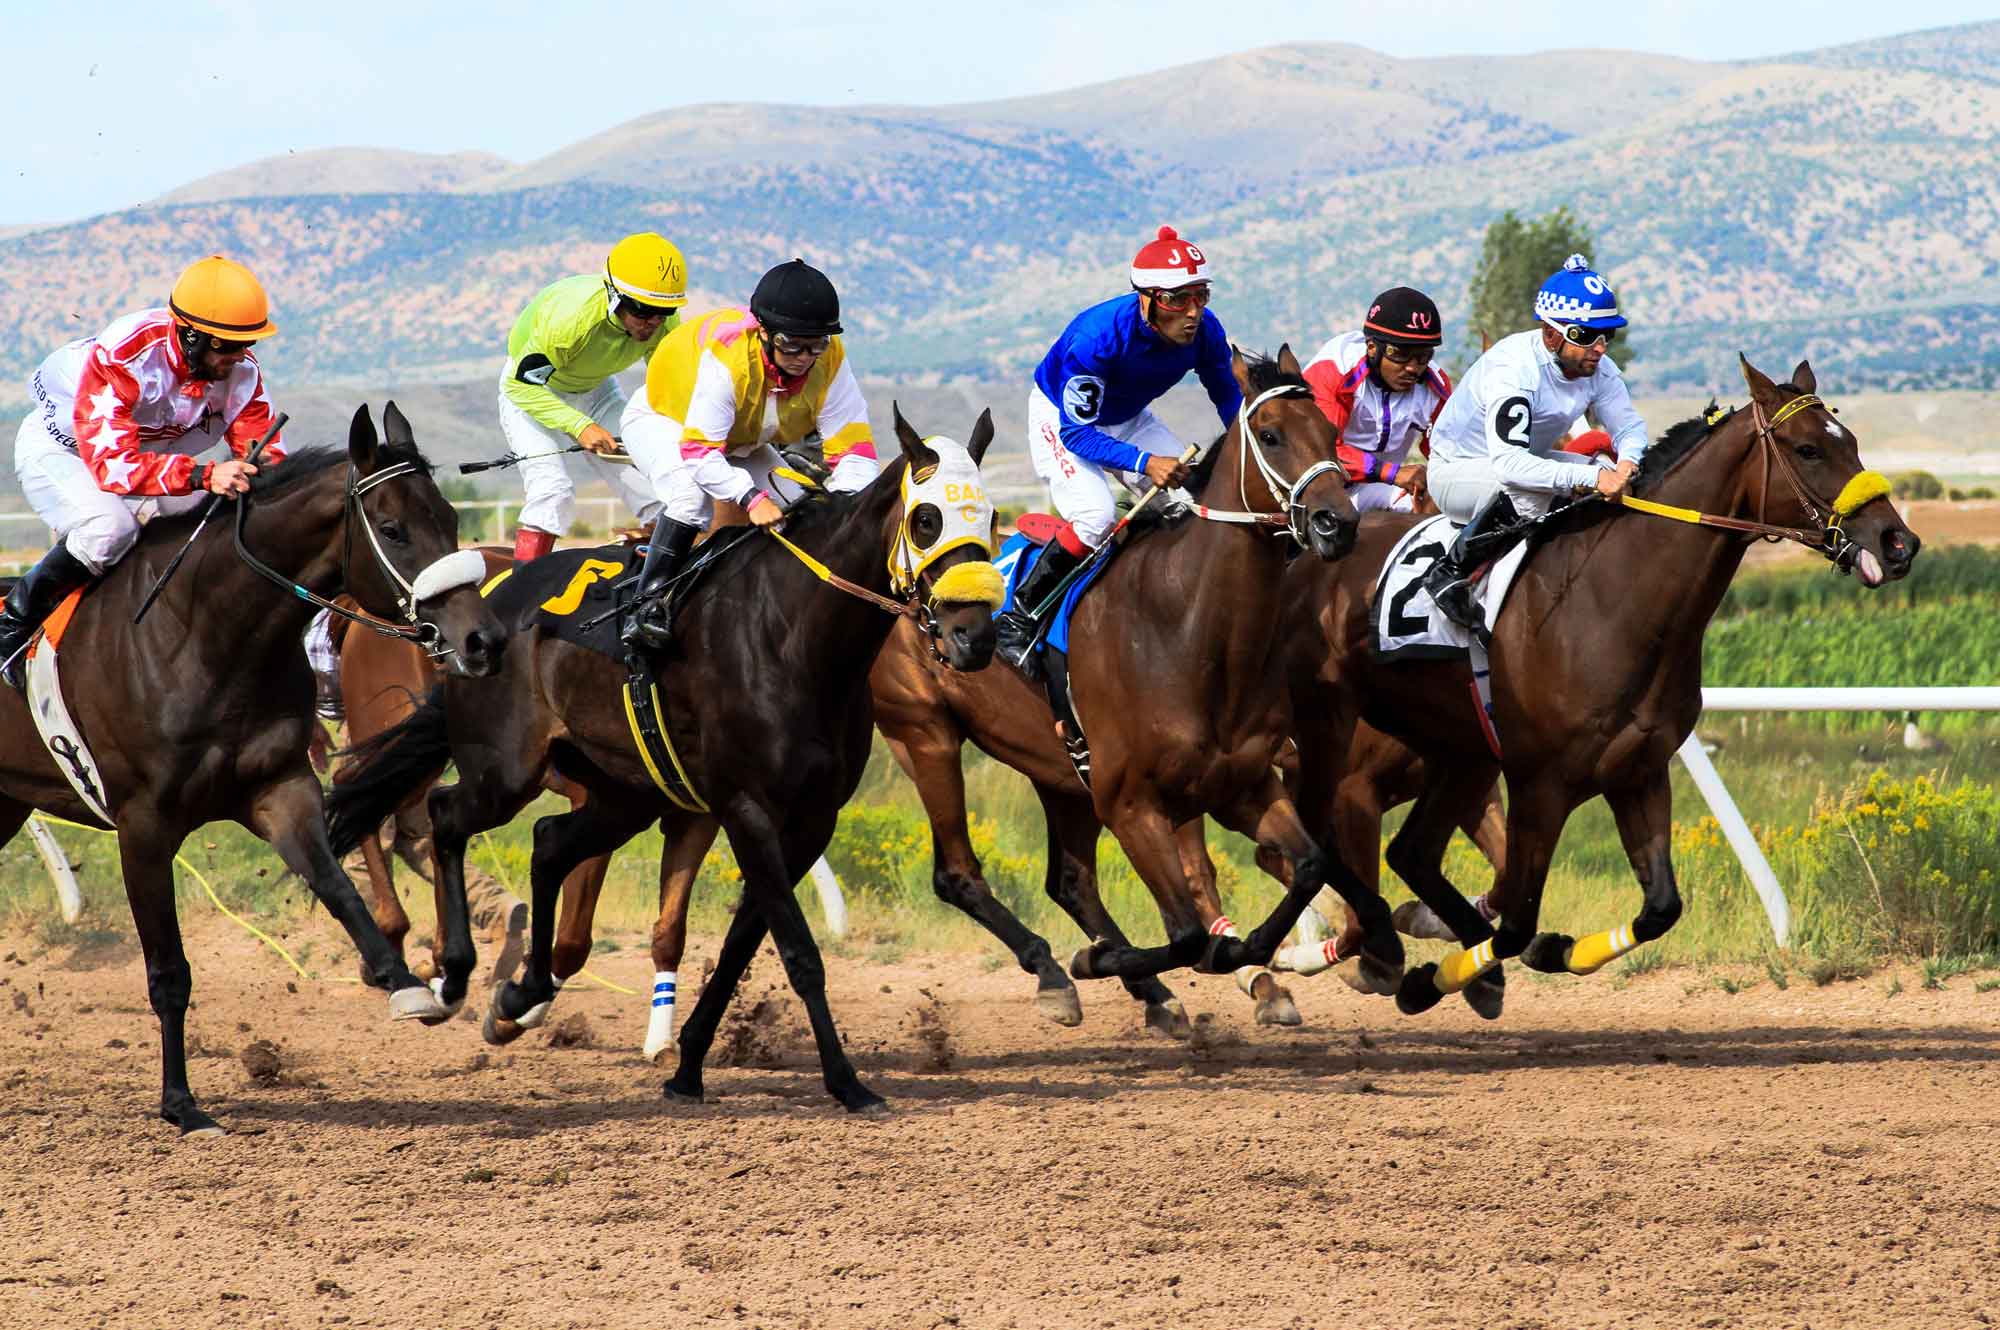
[325, 686, 452, 857]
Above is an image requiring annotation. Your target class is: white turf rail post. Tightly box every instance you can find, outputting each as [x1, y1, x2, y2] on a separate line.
[28, 816, 83, 924]
[809, 856, 847, 939]
[1683, 687, 2000, 949]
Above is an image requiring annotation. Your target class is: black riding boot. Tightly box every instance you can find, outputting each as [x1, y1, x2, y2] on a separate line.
[0, 542, 98, 690]
[994, 539, 1088, 675]
[1422, 494, 1523, 643]
[621, 518, 702, 652]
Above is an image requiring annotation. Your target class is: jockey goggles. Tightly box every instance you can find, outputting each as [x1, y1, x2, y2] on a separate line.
[1147, 283, 1211, 313]
[1378, 342, 1436, 367]
[615, 294, 678, 322]
[770, 332, 832, 357]
[1549, 320, 1614, 349]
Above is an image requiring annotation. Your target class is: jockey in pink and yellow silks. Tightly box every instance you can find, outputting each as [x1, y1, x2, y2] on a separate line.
[619, 258, 878, 648]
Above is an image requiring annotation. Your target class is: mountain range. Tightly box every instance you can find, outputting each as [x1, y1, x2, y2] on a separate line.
[2, 21, 1997, 418]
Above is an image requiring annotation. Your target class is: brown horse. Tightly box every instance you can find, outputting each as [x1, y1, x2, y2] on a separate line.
[0, 405, 506, 1135]
[327, 409, 1004, 1111]
[1280, 357, 1919, 1014]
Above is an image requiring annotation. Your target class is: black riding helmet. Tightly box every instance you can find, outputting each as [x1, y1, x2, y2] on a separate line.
[1362, 286, 1443, 349]
[751, 259, 843, 338]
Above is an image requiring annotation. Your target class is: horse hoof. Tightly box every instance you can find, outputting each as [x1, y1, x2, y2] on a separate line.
[411, 954, 439, 983]
[357, 956, 392, 991]
[389, 984, 451, 1022]
[174, 1108, 226, 1139]
[1520, 933, 1575, 974]
[1391, 900, 1457, 942]
[662, 1079, 705, 1105]
[482, 1010, 525, 1046]
[1143, 998, 1191, 1040]
[1034, 982, 1085, 1027]
[1253, 989, 1303, 1027]
[1463, 970, 1506, 1021]
[842, 1089, 891, 1116]
[1068, 942, 1107, 981]
[1335, 952, 1401, 997]
[643, 1036, 678, 1065]
[485, 927, 527, 988]
[1396, 962, 1446, 1016]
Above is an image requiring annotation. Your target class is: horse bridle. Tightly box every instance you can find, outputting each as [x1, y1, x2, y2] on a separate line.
[231, 460, 486, 661]
[1190, 383, 1344, 545]
[1616, 391, 1891, 575]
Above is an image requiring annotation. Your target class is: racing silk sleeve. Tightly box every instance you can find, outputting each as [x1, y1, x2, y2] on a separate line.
[1306, 360, 1384, 485]
[1483, 367, 1599, 498]
[1591, 362, 1649, 465]
[71, 345, 197, 496]
[222, 359, 287, 464]
[677, 349, 758, 506]
[1196, 316, 1244, 430]
[500, 297, 593, 439]
[815, 356, 878, 492]
[1421, 368, 1451, 458]
[1049, 340, 1151, 474]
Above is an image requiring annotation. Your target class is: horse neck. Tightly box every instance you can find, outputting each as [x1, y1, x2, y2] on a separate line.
[1148, 425, 1295, 674]
[755, 465, 908, 684]
[1574, 419, 1765, 650]
[179, 476, 347, 662]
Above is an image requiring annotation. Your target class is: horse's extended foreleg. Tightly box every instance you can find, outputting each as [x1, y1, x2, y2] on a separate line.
[664, 880, 767, 1106]
[1402, 781, 1571, 1012]
[1067, 804, 1213, 982]
[643, 814, 717, 1062]
[115, 816, 220, 1136]
[1175, 819, 1300, 1027]
[883, 733, 1077, 1025]
[1521, 768, 1681, 978]
[352, 819, 410, 980]
[1382, 764, 1506, 1019]
[488, 794, 650, 1039]
[1040, 785, 1184, 1037]
[246, 773, 445, 1021]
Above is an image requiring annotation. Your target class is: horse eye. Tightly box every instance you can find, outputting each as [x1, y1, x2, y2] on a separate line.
[910, 503, 943, 548]
[1796, 444, 1823, 463]
[1258, 429, 1279, 447]
[378, 519, 407, 542]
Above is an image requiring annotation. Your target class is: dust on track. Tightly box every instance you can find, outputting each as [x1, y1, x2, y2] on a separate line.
[2, 918, 1997, 1329]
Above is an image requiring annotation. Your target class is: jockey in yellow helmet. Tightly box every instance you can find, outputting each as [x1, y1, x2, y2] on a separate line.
[500, 232, 689, 563]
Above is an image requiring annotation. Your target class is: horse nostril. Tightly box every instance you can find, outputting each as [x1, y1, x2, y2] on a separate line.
[1310, 511, 1339, 537]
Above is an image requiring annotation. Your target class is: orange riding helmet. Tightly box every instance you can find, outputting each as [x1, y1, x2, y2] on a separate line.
[169, 255, 278, 342]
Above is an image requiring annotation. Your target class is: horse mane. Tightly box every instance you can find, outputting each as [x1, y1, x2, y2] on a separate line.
[1629, 402, 1736, 498]
[248, 441, 434, 500]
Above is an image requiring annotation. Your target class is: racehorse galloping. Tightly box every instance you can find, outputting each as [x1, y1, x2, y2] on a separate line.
[1282, 357, 1919, 1015]
[0, 405, 505, 1135]
[877, 347, 1401, 1008]
[326, 409, 1002, 1111]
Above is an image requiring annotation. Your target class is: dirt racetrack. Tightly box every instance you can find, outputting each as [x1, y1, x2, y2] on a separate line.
[2, 918, 1997, 1329]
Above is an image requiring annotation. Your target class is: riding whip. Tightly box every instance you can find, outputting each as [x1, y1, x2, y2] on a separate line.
[134, 412, 288, 624]
[458, 441, 629, 474]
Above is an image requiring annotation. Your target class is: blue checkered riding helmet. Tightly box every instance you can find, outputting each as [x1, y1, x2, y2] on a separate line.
[1534, 254, 1626, 331]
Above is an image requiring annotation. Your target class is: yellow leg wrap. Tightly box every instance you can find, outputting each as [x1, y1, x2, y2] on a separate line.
[1435, 938, 1499, 993]
[1566, 925, 1638, 976]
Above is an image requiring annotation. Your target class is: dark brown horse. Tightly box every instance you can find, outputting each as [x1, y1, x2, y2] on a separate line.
[1280, 357, 1919, 1013]
[326, 410, 1003, 1111]
[0, 405, 506, 1135]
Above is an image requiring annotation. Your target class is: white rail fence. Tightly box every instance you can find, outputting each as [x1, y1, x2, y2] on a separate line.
[1684, 687, 2000, 947]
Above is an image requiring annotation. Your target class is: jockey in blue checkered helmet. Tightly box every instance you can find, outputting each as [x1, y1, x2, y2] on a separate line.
[1535, 254, 1626, 382]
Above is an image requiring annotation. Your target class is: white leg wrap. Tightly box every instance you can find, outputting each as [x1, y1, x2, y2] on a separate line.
[1272, 937, 1343, 976]
[1210, 917, 1268, 998]
[642, 970, 678, 1060]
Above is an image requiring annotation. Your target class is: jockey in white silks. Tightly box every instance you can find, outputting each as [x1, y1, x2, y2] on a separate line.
[1421, 254, 1648, 637]
[1301, 286, 1452, 514]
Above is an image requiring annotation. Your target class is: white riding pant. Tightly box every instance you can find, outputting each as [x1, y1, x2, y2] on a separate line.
[621, 393, 872, 527]
[13, 413, 206, 574]
[1349, 480, 1418, 514]
[1026, 386, 1178, 548]
[1429, 450, 1609, 525]
[496, 378, 659, 535]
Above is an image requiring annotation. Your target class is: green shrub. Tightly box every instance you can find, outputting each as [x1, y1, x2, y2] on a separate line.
[1891, 470, 1944, 500]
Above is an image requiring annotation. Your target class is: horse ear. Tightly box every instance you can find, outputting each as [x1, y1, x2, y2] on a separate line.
[966, 408, 994, 466]
[1230, 344, 1251, 396]
[1275, 342, 1302, 378]
[382, 399, 415, 447]
[348, 404, 379, 468]
[1738, 353, 1780, 408]
[891, 401, 937, 471]
[1790, 360, 1817, 394]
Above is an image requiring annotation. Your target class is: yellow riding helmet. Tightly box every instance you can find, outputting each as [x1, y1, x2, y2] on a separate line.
[169, 255, 277, 340]
[604, 233, 688, 310]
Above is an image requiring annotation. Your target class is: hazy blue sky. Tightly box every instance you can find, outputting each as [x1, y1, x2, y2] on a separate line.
[2, 0, 1991, 224]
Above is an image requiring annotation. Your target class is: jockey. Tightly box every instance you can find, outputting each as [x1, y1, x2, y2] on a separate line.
[501, 232, 688, 564]
[619, 258, 878, 649]
[1302, 286, 1451, 513]
[994, 225, 1242, 666]
[2, 255, 283, 688]
[1422, 254, 1647, 637]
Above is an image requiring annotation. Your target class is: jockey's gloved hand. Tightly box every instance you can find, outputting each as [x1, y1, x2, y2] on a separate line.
[778, 441, 832, 486]
[1143, 453, 1190, 490]
[748, 495, 786, 527]
[576, 423, 621, 455]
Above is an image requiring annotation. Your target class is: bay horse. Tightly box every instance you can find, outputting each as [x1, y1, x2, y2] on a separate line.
[0, 404, 505, 1135]
[861, 349, 1396, 1008]
[325, 409, 1003, 1111]
[1280, 356, 1919, 1013]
